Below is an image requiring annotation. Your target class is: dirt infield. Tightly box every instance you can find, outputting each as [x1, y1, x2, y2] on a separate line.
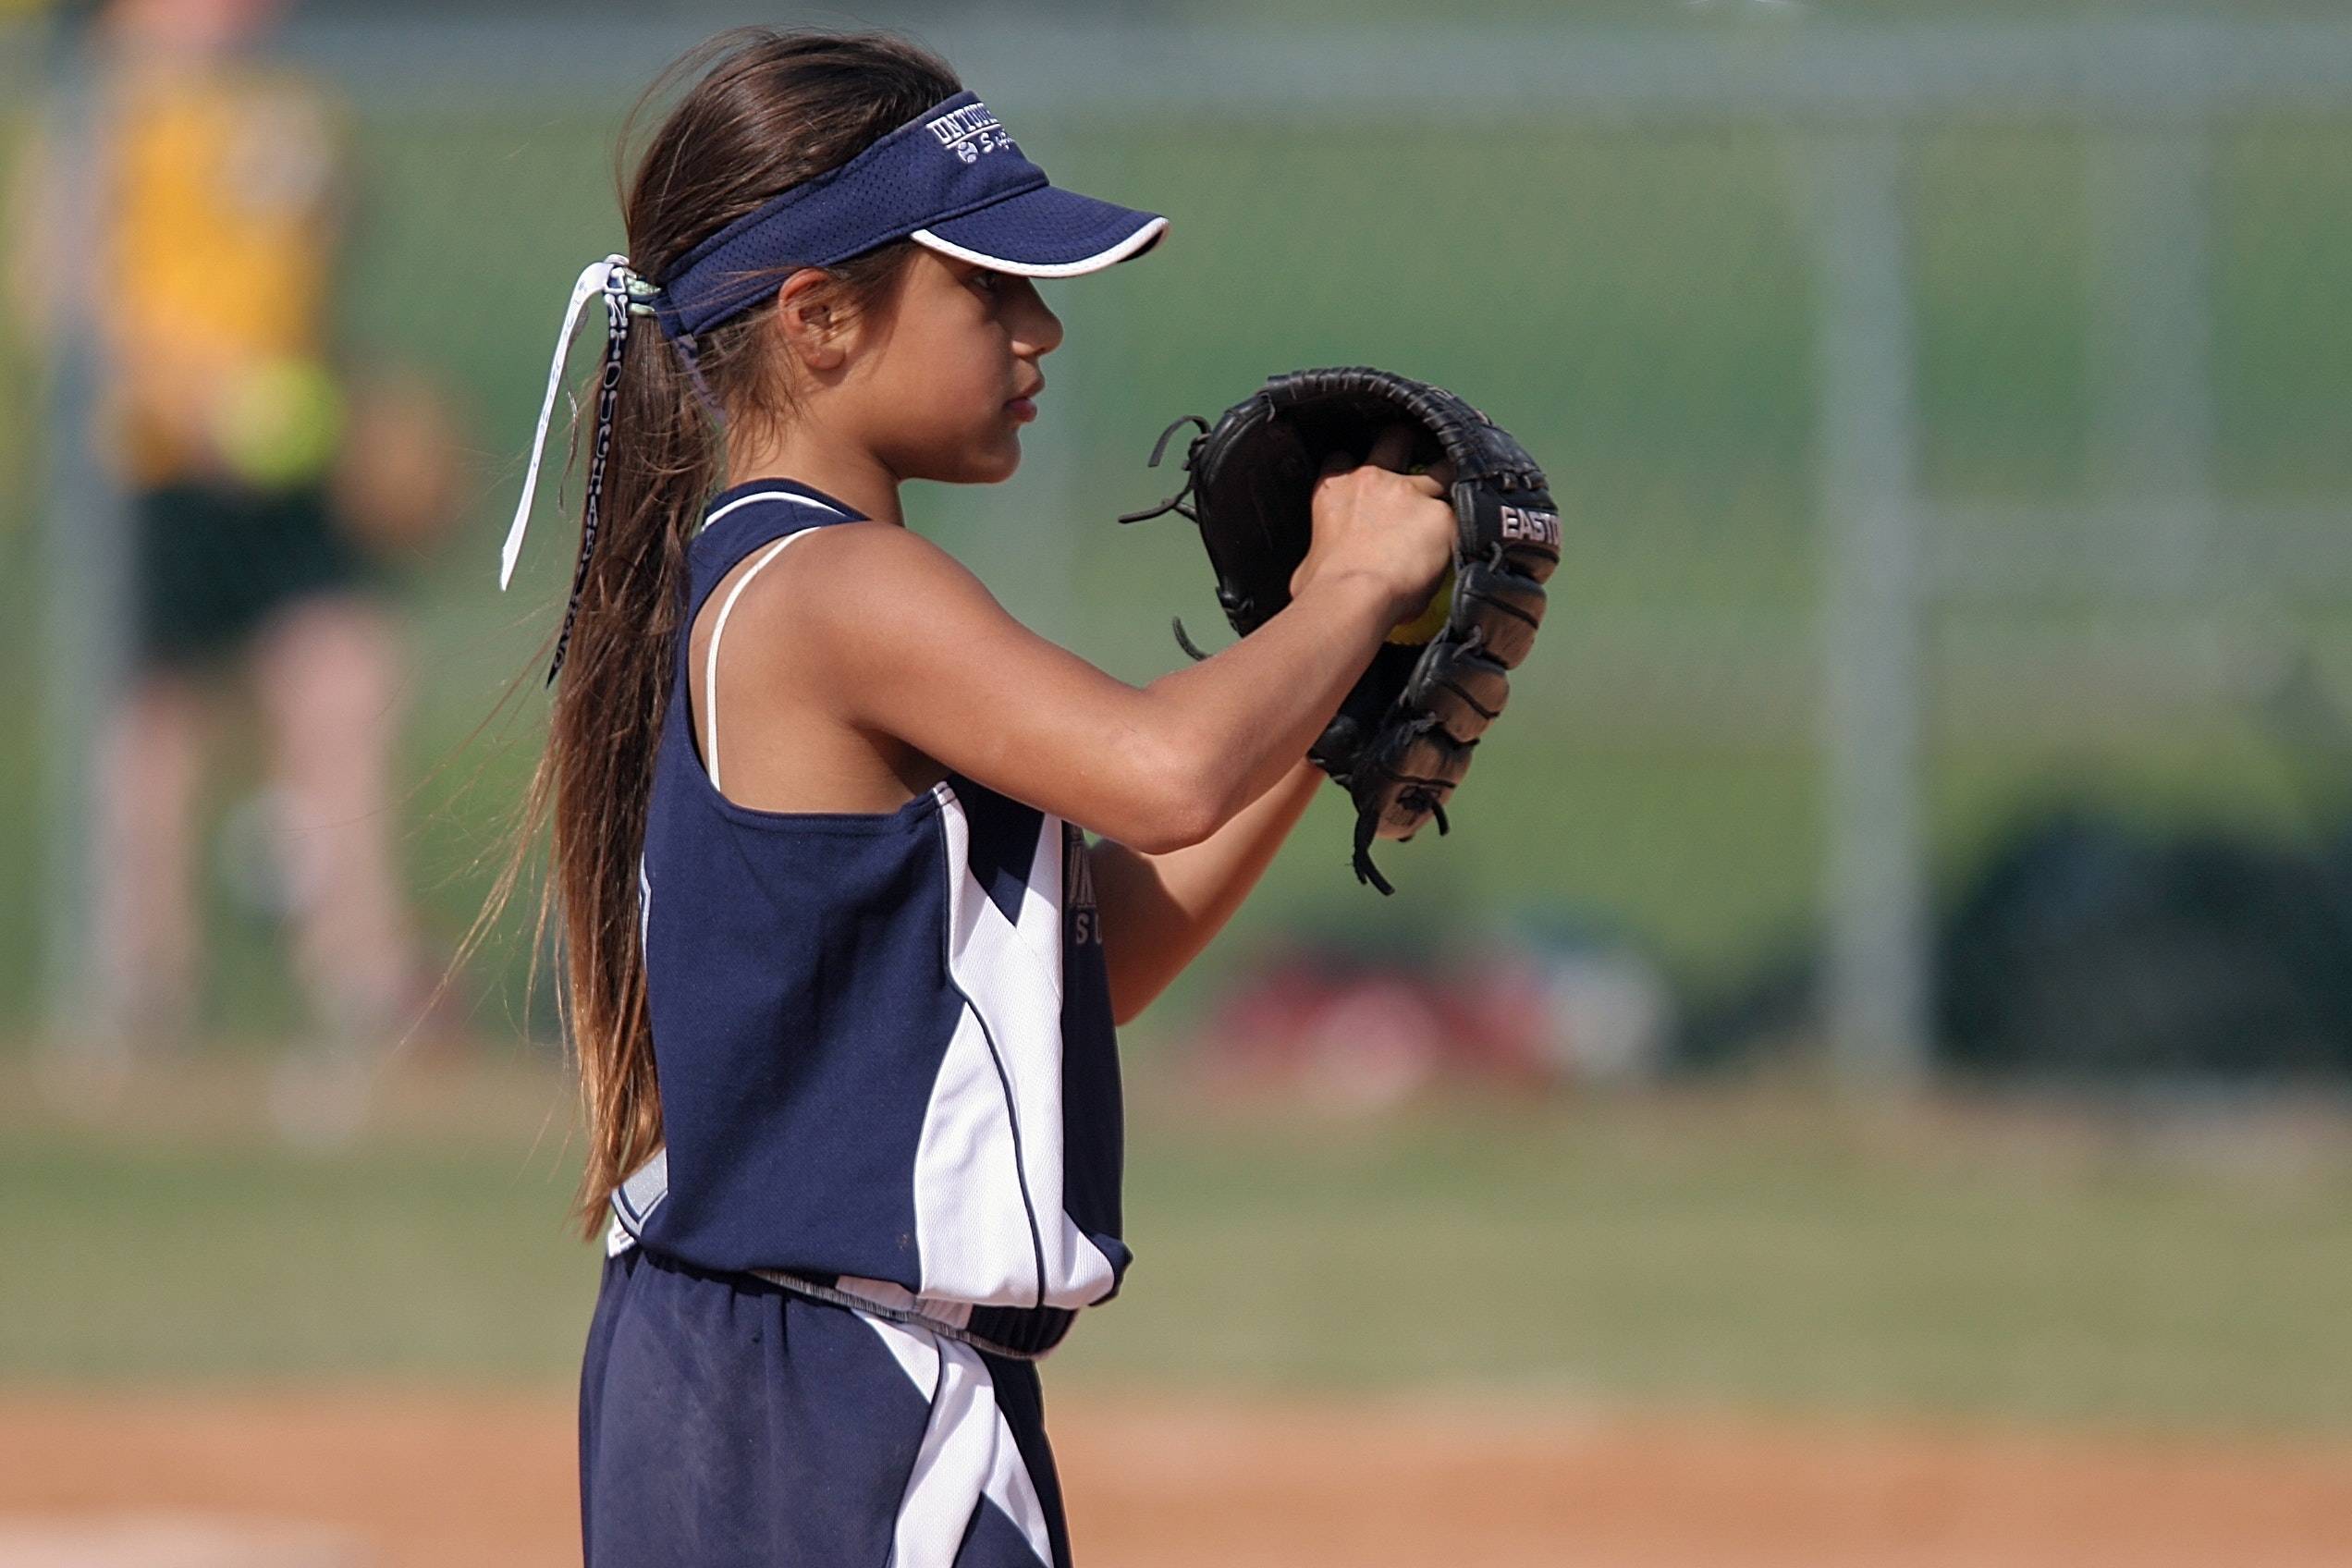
[0, 1389, 2346, 1567]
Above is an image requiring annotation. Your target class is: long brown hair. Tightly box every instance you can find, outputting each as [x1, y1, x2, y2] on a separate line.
[468, 28, 961, 1240]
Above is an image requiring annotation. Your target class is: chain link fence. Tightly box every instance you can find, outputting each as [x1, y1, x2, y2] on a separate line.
[6, 8, 2350, 1084]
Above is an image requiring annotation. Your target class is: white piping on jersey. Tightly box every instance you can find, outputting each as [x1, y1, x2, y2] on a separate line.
[702, 526, 821, 793]
[696, 486, 843, 539]
[636, 852, 652, 959]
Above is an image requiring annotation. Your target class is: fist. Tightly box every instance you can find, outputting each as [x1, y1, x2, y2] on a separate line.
[1292, 423, 1456, 622]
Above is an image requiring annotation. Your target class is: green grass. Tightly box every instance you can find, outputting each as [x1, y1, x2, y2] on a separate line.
[6, 1067, 2348, 1435]
[1, 1137, 594, 1381]
[1068, 1089, 2352, 1432]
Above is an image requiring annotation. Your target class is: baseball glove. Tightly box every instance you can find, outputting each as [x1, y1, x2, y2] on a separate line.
[1117, 366, 1560, 894]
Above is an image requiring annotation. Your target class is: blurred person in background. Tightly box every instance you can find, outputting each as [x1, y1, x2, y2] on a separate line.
[12, 0, 460, 1138]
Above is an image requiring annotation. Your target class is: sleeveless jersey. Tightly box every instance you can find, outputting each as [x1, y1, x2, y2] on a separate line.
[605, 478, 1127, 1357]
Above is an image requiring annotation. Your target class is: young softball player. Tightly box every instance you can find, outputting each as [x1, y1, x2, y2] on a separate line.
[489, 27, 1454, 1567]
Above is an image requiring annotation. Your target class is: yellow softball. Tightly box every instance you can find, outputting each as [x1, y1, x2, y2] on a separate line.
[1385, 457, 1452, 644]
[1386, 563, 1455, 645]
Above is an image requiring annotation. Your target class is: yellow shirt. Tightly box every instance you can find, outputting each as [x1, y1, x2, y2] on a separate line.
[100, 62, 345, 486]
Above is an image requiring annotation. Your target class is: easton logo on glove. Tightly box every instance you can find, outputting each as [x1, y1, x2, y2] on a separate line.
[1500, 505, 1562, 547]
[1117, 366, 1560, 895]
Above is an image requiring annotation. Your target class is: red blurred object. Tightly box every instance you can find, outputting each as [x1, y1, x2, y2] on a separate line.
[1188, 918, 1671, 1109]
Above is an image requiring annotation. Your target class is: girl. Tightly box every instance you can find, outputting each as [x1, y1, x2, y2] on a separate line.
[487, 27, 1455, 1568]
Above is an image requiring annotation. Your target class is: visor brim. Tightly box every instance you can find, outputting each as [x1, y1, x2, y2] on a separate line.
[911, 184, 1168, 277]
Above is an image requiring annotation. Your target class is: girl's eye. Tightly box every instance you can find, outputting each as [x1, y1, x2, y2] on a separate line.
[971, 268, 1003, 294]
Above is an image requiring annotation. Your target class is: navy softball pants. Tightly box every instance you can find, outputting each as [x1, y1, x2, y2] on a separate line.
[579, 1243, 1072, 1567]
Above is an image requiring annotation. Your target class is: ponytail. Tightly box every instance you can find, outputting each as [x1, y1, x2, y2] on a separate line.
[457, 27, 960, 1240]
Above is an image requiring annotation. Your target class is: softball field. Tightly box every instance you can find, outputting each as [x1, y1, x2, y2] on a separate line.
[4, 1054, 2348, 1565]
[2, 1389, 2346, 1566]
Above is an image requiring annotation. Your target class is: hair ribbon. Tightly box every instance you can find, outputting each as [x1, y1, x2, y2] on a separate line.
[499, 253, 661, 683]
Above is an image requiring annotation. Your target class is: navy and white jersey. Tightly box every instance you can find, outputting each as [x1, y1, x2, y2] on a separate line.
[604, 477, 1127, 1356]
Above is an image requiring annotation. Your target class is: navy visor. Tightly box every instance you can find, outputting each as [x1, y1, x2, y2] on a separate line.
[650, 89, 1167, 341]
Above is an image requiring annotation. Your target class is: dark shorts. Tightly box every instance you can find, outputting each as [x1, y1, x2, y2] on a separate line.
[580, 1243, 1072, 1568]
[131, 480, 377, 672]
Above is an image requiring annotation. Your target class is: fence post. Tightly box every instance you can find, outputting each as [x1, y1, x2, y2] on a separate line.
[35, 35, 133, 1070]
[1804, 131, 1933, 1088]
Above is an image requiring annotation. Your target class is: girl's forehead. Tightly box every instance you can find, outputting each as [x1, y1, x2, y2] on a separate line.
[914, 247, 977, 278]
[906, 247, 983, 292]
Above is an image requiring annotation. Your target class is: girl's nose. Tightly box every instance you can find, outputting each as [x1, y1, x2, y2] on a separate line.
[1017, 283, 1064, 356]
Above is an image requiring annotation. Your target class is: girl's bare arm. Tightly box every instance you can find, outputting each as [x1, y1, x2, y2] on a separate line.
[765, 498, 1435, 853]
[1085, 754, 1321, 1024]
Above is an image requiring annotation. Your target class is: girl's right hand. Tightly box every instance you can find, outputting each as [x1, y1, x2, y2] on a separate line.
[1289, 421, 1457, 625]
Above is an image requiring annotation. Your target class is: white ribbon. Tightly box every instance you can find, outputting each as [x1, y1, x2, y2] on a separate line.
[499, 253, 631, 590]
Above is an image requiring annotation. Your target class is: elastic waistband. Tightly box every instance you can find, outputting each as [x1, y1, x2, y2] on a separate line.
[745, 1268, 1074, 1362]
[605, 1168, 1077, 1363]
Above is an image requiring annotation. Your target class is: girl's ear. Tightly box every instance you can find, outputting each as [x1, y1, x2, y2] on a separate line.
[773, 267, 850, 374]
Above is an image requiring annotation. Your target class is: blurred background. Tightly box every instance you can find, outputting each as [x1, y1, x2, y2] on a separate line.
[2, 0, 2349, 1563]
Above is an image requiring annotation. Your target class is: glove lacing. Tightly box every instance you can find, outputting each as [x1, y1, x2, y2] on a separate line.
[1117, 412, 1226, 661]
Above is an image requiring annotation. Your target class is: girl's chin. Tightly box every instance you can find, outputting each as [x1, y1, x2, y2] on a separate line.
[906, 435, 1020, 485]
[974, 430, 1023, 480]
